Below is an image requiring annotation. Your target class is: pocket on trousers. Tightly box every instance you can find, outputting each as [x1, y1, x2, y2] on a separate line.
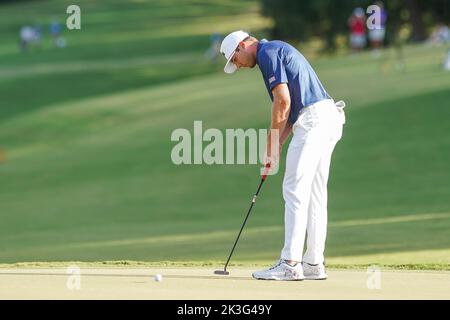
[299, 109, 318, 132]
[293, 111, 312, 133]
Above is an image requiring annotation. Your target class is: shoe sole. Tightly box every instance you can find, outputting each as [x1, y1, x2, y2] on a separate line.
[252, 275, 305, 281]
[304, 275, 328, 280]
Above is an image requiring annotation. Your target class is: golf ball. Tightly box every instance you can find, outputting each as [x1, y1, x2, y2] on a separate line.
[154, 274, 163, 282]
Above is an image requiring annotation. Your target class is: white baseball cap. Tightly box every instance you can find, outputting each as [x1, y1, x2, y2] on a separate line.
[220, 30, 249, 74]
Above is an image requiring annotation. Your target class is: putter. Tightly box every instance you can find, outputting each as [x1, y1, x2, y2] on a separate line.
[214, 164, 271, 276]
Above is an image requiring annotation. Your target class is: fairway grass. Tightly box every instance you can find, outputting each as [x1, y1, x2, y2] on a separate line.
[0, 0, 269, 120]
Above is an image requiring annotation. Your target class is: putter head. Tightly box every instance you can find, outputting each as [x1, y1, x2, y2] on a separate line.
[214, 270, 229, 275]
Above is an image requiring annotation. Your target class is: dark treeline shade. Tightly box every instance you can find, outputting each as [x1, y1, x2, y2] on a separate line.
[261, 0, 449, 50]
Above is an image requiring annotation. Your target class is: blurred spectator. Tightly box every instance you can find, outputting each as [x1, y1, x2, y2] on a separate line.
[205, 32, 223, 61]
[427, 23, 450, 46]
[19, 25, 35, 52]
[368, 1, 387, 57]
[392, 28, 409, 72]
[49, 19, 66, 48]
[348, 8, 366, 53]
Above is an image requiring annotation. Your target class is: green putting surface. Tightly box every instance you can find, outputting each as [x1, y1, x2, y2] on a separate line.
[0, 267, 449, 299]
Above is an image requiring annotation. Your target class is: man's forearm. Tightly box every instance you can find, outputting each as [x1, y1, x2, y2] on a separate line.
[271, 97, 290, 144]
[267, 99, 290, 157]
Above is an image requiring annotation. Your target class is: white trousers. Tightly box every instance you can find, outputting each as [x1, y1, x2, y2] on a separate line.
[281, 99, 345, 264]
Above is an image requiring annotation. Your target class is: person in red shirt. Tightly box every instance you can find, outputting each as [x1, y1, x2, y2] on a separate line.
[348, 8, 367, 53]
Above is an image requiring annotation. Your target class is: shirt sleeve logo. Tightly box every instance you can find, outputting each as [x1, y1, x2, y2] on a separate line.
[269, 76, 276, 84]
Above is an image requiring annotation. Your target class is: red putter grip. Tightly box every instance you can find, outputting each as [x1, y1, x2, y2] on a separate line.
[262, 163, 271, 180]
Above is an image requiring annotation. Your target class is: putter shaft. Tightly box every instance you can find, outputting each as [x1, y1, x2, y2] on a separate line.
[221, 168, 269, 273]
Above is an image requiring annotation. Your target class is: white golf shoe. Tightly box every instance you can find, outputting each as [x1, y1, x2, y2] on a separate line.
[252, 259, 305, 281]
[302, 262, 328, 280]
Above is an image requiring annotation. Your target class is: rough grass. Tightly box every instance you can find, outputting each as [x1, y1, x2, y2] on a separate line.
[1, 261, 449, 271]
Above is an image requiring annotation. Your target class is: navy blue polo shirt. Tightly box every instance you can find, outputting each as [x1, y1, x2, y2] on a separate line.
[256, 39, 331, 124]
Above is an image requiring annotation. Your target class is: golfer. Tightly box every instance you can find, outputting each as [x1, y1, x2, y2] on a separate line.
[220, 31, 345, 280]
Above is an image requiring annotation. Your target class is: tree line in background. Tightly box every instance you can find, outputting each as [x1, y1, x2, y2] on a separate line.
[261, 0, 449, 51]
